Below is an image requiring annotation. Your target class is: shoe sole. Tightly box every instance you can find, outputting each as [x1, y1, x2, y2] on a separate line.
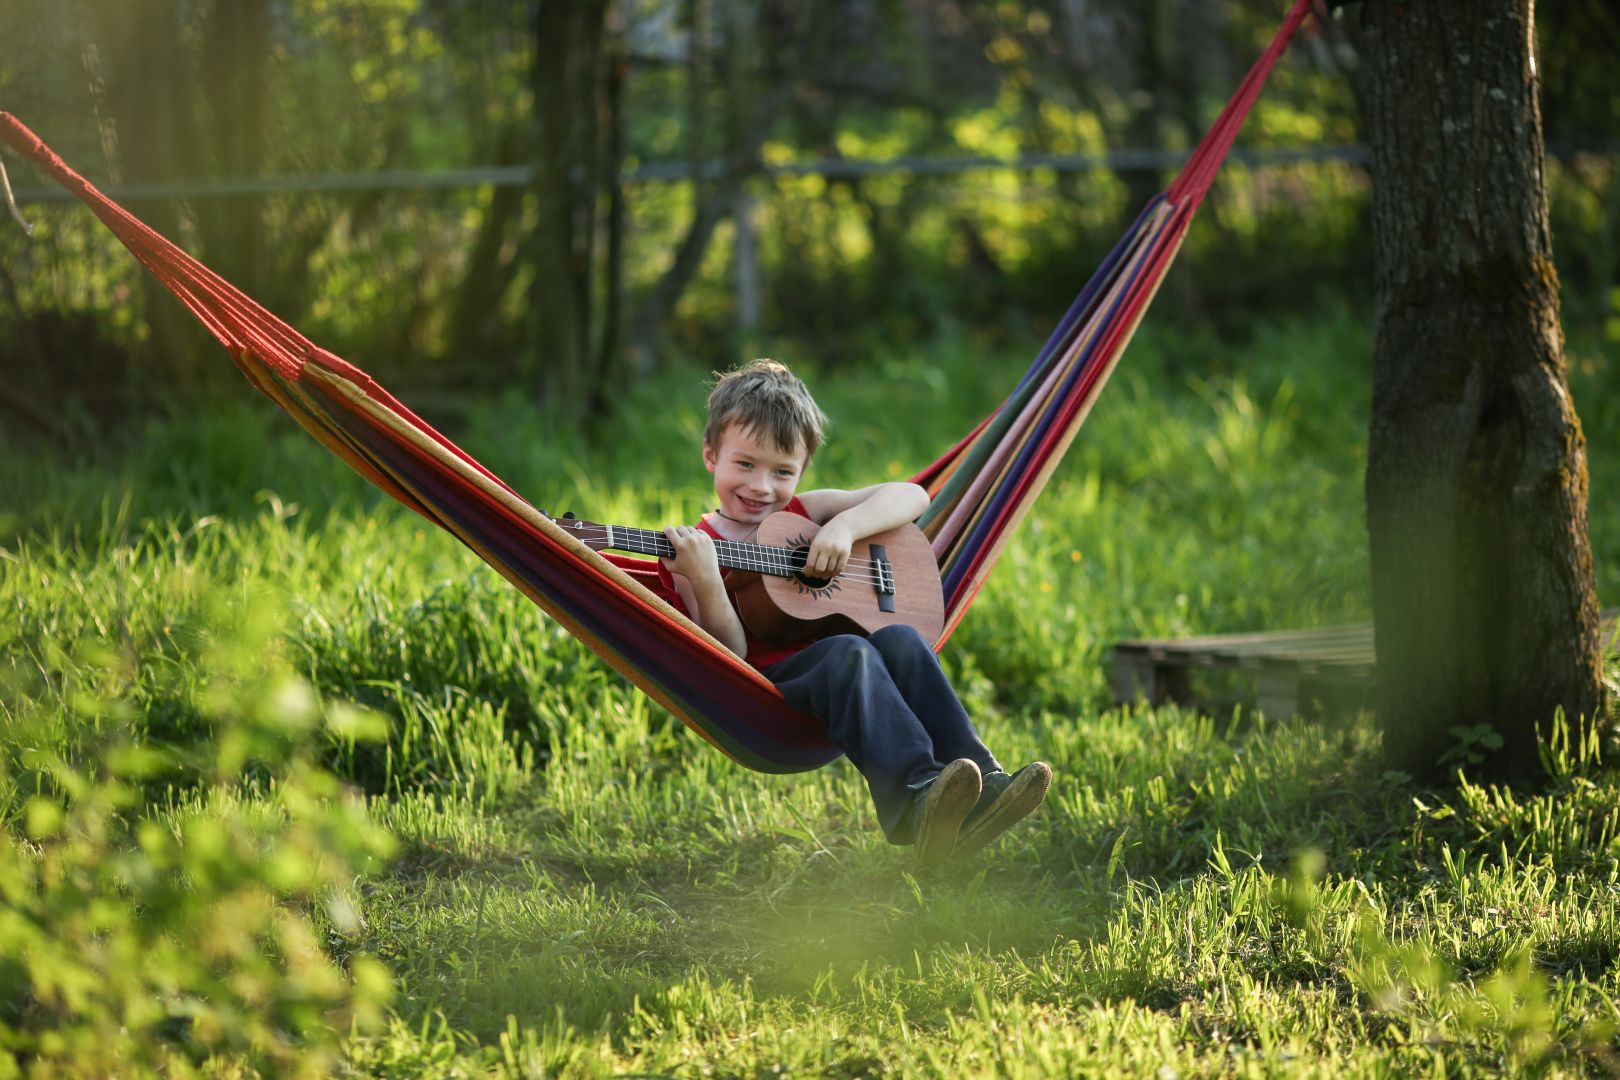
[952, 762, 1052, 859]
[915, 760, 982, 867]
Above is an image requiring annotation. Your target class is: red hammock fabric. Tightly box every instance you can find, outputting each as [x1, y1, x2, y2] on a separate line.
[0, 0, 1313, 772]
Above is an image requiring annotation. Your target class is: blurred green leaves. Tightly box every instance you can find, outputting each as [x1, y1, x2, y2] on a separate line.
[0, 590, 395, 1076]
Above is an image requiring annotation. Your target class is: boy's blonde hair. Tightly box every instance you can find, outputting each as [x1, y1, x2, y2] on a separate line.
[704, 359, 827, 460]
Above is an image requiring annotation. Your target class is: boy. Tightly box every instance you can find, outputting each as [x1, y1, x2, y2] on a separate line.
[658, 359, 1051, 866]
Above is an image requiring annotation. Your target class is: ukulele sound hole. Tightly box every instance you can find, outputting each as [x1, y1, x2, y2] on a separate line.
[791, 546, 835, 592]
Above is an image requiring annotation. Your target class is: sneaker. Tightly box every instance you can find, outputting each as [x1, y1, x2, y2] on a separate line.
[951, 761, 1052, 859]
[908, 758, 982, 867]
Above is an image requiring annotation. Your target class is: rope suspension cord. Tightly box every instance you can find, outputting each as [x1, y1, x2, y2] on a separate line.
[1, 154, 33, 235]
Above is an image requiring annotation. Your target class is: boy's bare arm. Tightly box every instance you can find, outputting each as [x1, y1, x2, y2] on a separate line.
[799, 483, 930, 535]
[664, 527, 750, 660]
[796, 483, 930, 578]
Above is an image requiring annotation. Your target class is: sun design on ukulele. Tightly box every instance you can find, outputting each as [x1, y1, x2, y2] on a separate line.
[786, 534, 843, 600]
[795, 577, 842, 600]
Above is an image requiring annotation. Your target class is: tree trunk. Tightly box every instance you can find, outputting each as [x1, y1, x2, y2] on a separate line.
[1123, 0, 1173, 215]
[1351, 0, 1605, 780]
[734, 187, 760, 339]
[198, 0, 271, 303]
[589, 41, 629, 420]
[687, 0, 710, 207]
[95, 0, 209, 389]
[449, 121, 528, 372]
[533, 0, 609, 413]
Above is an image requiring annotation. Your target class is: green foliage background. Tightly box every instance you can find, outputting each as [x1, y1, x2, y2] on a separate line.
[1, 0, 1613, 409]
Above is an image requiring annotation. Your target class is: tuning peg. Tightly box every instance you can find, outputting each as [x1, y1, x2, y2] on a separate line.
[563, 511, 577, 519]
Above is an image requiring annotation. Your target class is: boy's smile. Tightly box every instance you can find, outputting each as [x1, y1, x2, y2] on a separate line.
[704, 423, 808, 526]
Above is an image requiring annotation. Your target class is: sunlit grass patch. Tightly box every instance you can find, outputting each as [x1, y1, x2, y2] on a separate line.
[3, 314, 1617, 1075]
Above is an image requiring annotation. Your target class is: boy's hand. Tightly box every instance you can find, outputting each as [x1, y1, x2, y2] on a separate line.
[663, 525, 723, 586]
[805, 519, 854, 579]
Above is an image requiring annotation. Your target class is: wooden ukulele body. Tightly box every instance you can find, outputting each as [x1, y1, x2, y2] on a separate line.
[725, 512, 945, 645]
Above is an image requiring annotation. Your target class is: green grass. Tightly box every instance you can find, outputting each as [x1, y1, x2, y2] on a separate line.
[3, 308, 1619, 1076]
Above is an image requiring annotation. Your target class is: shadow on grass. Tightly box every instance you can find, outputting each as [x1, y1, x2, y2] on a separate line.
[359, 706, 1435, 1042]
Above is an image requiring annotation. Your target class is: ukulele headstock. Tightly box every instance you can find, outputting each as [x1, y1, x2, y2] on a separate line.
[541, 510, 612, 550]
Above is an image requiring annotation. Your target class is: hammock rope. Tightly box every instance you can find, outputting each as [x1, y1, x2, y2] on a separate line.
[0, 0, 1314, 773]
[1, 155, 33, 235]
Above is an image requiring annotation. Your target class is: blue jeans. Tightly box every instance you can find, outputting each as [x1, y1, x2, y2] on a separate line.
[765, 624, 1002, 843]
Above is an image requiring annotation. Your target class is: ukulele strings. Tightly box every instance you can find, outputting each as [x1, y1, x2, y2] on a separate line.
[624, 528, 891, 585]
[559, 525, 896, 586]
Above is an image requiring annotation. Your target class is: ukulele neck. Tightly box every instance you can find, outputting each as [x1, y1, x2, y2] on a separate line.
[603, 525, 806, 579]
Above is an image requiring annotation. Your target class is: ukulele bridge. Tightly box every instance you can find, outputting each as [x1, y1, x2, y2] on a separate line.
[870, 543, 897, 613]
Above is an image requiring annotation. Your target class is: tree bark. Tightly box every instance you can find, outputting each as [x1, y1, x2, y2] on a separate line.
[1351, 0, 1605, 779]
[1123, 0, 1174, 215]
[533, 0, 609, 413]
[590, 41, 629, 419]
[687, 0, 710, 207]
[198, 0, 271, 303]
[94, 0, 209, 389]
[449, 121, 527, 370]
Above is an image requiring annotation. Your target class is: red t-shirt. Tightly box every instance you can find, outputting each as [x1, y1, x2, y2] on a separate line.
[657, 496, 815, 671]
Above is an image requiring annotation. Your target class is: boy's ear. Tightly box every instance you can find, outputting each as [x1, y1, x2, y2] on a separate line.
[702, 441, 717, 473]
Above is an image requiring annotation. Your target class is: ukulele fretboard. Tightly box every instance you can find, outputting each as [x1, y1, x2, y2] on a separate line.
[601, 525, 810, 579]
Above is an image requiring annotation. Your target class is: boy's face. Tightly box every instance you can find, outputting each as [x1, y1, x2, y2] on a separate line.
[703, 423, 809, 525]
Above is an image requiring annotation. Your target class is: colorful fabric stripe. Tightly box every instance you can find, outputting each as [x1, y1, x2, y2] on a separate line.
[921, 0, 1316, 639]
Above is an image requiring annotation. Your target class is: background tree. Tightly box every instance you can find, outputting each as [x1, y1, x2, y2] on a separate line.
[91, 0, 210, 388]
[533, 0, 615, 415]
[444, 0, 536, 372]
[1347, 0, 1607, 779]
[195, 0, 271, 302]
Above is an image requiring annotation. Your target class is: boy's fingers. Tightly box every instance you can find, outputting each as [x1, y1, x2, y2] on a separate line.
[807, 545, 848, 575]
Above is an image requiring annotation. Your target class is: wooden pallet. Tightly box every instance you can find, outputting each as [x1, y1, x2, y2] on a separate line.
[1112, 612, 1616, 719]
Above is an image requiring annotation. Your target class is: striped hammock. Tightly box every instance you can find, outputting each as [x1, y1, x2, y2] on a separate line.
[0, 0, 1313, 773]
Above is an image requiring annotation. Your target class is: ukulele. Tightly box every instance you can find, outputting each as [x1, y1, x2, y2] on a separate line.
[546, 511, 945, 645]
